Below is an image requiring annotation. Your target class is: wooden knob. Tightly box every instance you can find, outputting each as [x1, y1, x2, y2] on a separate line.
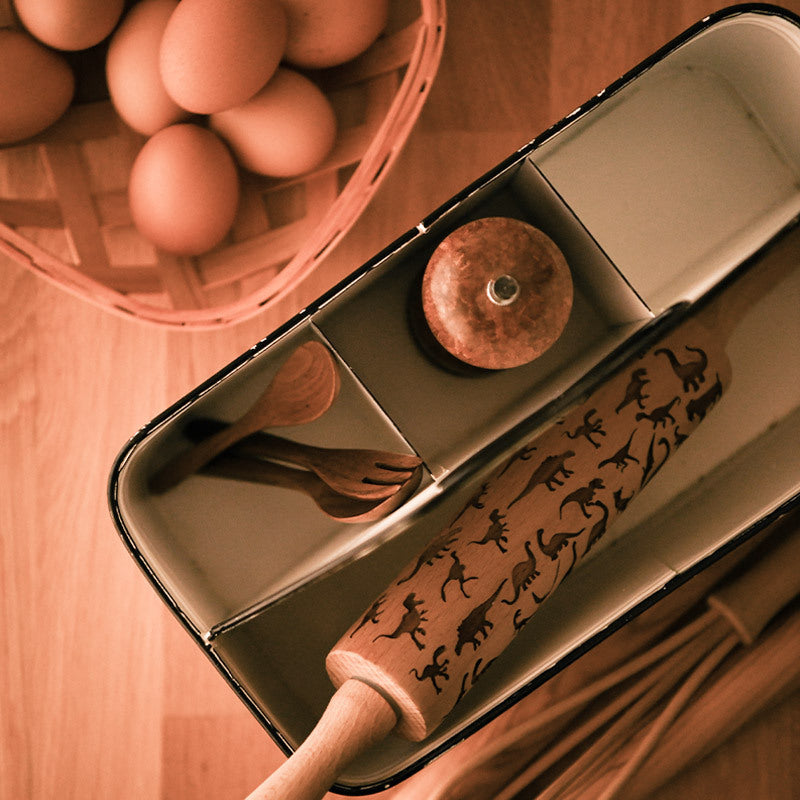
[421, 217, 573, 370]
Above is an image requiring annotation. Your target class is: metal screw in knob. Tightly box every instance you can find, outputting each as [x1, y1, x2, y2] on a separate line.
[487, 274, 520, 305]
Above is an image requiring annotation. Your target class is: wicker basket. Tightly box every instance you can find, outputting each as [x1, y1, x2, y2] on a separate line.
[0, 0, 446, 328]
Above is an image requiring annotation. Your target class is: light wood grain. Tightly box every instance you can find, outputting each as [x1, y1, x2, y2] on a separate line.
[1, 2, 798, 799]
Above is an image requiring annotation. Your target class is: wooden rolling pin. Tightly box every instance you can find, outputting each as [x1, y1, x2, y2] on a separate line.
[248, 227, 799, 800]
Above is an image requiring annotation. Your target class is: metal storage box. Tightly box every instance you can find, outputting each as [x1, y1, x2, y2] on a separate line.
[109, 6, 800, 793]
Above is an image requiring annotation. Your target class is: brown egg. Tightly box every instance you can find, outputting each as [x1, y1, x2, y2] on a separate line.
[128, 124, 239, 255]
[0, 29, 74, 145]
[106, 0, 188, 135]
[210, 68, 336, 178]
[281, 0, 388, 68]
[14, 0, 125, 51]
[159, 0, 287, 114]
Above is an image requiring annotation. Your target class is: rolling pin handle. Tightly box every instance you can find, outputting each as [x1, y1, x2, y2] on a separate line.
[246, 679, 397, 800]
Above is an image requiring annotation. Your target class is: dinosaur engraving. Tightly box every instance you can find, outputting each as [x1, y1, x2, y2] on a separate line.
[560, 540, 581, 581]
[532, 557, 562, 604]
[584, 501, 610, 552]
[513, 607, 532, 633]
[512, 558, 563, 633]
[456, 657, 496, 703]
[472, 657, 495, 683]
[469, 509, 509, 553]
[454, 581, 507, 656]
[509, 450, 575, 507]
[410, 645, 449, 694]
[398, 526, 460, 584]
[640, 434, 671, 488]
[672, 426, 689, 448]
[613, 487, 633, 512]
[440, 551, 478, 601]
[655, 345, 708, 391]
[559, 478, 605, 518]
[537, 525, 585, 560]
[636, 397, 680, 428]
[598, 430, 639, 472]
[501, 541, 540, 604]
[374, 592, 427, 650]
[564, 409, 606, 449]
[350, 594, 386, 637]
[616, 368, 650, 413]
[686, 374, 724, 422]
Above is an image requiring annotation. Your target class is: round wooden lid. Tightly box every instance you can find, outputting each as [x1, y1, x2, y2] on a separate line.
[421, 217, 573, 370]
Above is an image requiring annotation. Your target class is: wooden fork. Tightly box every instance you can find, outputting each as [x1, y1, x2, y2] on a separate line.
[204, 455, 424, 523]
[186, 417, 423, 501]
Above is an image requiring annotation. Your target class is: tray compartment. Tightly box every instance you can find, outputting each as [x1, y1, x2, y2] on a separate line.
[313, 156, 651, 477]
[112, 322, 427, 631]
[534, 11, 800, 312]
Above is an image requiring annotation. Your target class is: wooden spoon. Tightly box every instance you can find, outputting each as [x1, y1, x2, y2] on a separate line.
[149, 341, 340, 494]
[204, 455, 424, 523]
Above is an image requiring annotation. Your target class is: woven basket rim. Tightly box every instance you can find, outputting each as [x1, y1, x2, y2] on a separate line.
[0, 0, 447, 329]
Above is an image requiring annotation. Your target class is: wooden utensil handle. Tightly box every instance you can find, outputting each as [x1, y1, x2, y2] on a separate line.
[328, 314, 734, 740]
[203, 454, 318, 493]
[245, 680, 396, 800]
[218, 428, 321, 468]
[150, 423, 245, 493]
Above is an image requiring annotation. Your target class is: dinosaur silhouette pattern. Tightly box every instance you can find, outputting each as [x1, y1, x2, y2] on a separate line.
[332, 324, 731, 729]
[374, 592, 427, 650]
[410, 645, 449, 694]
[564, 409, 606, 449]
[598, 430, 639, 471]
[455, 657, 496, 703]
[655, 345, 708, 391]
[440, 551, 478, 601]
[513, 607, 533, 633]
[636, 397, 680, 428]
[501, 541, 540, 604]
[584, 501, 610, 552]
[616, 368, 650, 413]
[559, 477, 604, 518]
[672, 426, 689, 447]
[686, 374, 724, 421]
[397, 526, 461, 584]
[451, 482, 489, 520]
[498, 445, 537, 476]
[350, 595, 386, 637]
[469, 509, 509, 552]
[613, 487, 633, 512]
[509, 450, 575, 507]
[454, 581, 507, 656]
[640, 434, 671, 488]
[537, 525, 585, 560]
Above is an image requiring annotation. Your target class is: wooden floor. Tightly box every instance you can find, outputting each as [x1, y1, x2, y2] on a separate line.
[2, 2, 799, 798]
